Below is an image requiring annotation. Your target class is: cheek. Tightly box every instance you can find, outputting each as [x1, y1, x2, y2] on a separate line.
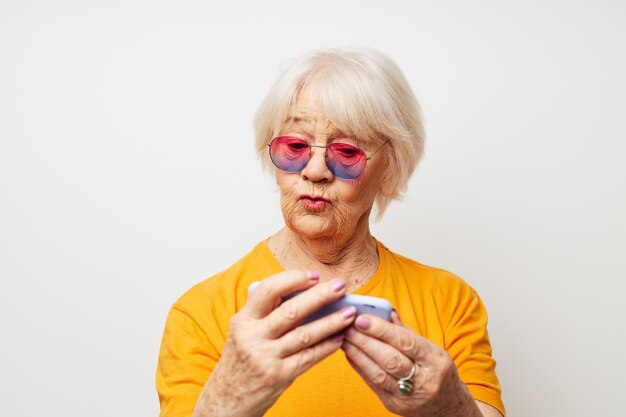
[339, 176, 378, 205]
[275, 171, 298, 194]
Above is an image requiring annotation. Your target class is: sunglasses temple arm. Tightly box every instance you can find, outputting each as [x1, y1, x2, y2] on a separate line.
[366, 139, 390, 160]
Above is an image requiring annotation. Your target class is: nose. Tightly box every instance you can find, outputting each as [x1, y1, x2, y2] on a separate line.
[301, 145, 334, 182]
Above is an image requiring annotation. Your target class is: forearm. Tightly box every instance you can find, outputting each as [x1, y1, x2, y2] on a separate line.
[191, 382, 271, 417]
[416, 382, 483, 417]
[192, 392, 260, 417]
[475, 400, 504, 417]
[191, 360, 276, 417]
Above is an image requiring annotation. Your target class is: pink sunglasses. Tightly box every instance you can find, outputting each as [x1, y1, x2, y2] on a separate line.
[268, 136, 388, 180]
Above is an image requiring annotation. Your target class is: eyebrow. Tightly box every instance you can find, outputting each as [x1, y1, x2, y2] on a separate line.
[284, 116, 312, 126]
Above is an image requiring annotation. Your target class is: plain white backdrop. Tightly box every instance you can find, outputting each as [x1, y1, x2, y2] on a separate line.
[1, 1, 625, 416]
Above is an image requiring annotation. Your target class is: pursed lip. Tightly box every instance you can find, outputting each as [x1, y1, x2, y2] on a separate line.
[299, 194, 331, 203]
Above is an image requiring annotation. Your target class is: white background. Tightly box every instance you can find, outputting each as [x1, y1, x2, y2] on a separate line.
[1, 1, 625, 416]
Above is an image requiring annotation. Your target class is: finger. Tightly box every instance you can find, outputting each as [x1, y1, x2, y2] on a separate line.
[343, 340, 424, 398]
[391, 309, 402, 325]
[344, 327, 413, 379]
[278, 306, 356, 357]
[244, 270, 319, 319]
[263, 278, 348, 337]
[283, 330, 347, 378]
[342, 340, 394, 393]
[354, 314, 435, 362]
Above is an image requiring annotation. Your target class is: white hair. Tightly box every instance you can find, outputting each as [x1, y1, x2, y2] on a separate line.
[254, 47, 425, 218]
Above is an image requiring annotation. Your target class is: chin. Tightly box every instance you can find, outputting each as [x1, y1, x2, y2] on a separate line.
[287, 214, 338, 239]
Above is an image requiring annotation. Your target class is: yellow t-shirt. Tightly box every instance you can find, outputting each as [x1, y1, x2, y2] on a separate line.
[156, 239, 505, 416]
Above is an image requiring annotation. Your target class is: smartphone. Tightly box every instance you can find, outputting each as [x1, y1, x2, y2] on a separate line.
[248, 281, 393, 324]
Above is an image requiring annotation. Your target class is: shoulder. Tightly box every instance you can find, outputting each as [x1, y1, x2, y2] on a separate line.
[171, 239, 281, 324]
[378, 239, 477, 298]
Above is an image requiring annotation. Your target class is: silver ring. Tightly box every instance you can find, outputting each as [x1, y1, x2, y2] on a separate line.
[397, 364, 416, 395]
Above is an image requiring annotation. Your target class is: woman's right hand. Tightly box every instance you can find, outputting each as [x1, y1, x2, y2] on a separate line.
[192, 270, 357, 417]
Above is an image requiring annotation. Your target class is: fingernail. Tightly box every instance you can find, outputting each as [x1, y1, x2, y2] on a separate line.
[391, 309, 401, 322]
[355, 316, 371, 330]
[306, 270, 320, 280]
[342, 306, 356, 319]
[331, 279, 346, 292]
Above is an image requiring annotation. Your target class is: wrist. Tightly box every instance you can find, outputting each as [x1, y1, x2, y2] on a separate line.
[408, 382, 482, 417]
[442, 384, 483, 417]
[192, 379, 270, 417]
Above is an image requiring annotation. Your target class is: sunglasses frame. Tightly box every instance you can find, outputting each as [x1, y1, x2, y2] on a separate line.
[267, 136, 389, 180]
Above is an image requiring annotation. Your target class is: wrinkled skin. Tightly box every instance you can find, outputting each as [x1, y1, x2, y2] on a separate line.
[273, 86, 385, 265]
[342, 312, 500, 417]
[192, 86, 502, 417]
[192, 271, 356, 417]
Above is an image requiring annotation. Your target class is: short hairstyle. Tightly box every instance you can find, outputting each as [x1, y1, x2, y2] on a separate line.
[254, 47, 425, 218]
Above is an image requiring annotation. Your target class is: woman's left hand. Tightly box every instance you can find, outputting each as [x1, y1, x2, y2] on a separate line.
[342, 311, 482, 417]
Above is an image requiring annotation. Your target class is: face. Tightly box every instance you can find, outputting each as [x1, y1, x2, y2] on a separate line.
[273, 86, 386, 241]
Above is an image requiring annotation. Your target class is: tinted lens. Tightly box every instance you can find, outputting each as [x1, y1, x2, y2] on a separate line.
[326, 142, 367, 179]
[269, 136, 310, 172]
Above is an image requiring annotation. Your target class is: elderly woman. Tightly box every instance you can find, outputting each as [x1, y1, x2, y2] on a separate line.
[157, 48, 505, 417]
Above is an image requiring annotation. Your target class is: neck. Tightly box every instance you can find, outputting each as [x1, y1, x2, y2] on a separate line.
[269, 224, 379, 291]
